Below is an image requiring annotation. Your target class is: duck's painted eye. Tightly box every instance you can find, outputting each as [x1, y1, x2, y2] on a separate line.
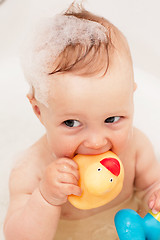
[110, 178, 113, 182]
[97, 168, 102, 172]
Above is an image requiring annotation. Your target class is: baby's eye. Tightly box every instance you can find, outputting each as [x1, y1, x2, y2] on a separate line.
[105, 116, 120, 124]
[63, 120, 81, 128]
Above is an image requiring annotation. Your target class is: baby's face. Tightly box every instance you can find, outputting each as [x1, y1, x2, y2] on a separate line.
[39, 53, 135, 159]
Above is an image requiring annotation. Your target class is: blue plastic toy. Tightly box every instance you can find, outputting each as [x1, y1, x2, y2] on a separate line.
[114, 209, 160, 239]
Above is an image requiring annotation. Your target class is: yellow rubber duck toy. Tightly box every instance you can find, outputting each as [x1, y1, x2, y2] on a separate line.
[68, 151, 124, 209]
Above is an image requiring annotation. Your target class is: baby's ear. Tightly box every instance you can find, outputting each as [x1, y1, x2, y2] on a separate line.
[27, 94, 41, 120]
[134, 82, 137, 92]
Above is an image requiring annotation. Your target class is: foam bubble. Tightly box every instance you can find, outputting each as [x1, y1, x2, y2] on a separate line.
[21, 14, 108, 106]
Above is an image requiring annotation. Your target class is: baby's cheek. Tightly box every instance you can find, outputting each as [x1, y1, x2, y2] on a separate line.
[46, 135, 63, 157]
[52, 138, 78, 158]
[111, 132, 131, 154]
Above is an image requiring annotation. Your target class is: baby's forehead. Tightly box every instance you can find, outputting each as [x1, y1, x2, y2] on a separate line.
[48, 63, 134, 104]
[46, 73, 134, 123]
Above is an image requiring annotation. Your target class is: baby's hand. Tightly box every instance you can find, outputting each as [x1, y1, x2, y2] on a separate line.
[39, 158, 82, 206]
[148, 189, 160, 214]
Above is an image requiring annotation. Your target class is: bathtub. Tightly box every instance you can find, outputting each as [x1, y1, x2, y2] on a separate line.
[0, 0, 160, 239]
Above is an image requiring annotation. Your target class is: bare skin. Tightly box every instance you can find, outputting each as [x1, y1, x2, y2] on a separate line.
[4, 51, 160, 239]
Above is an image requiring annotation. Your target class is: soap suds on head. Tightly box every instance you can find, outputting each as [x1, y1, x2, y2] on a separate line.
[21, 14, 108, 106]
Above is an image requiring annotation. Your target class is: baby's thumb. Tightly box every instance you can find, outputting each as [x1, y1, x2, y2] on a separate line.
[148, 194, 158, 214]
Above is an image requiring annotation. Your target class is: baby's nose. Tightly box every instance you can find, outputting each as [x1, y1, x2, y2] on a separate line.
[83, 132, 108, 150]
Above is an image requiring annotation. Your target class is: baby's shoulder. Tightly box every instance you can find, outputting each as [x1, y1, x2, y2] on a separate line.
[132, 127, 155, 162]
[132, 127, 152, 149]
[13, 135, 48, 169]
[10, 135, 51, 192]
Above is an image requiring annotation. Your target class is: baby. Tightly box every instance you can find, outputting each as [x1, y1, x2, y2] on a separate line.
[4, 2, 160, 240]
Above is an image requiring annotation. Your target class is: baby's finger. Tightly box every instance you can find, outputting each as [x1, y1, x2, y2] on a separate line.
[61, 183, 82, 197]
[148, 191, 160, 214]
[57, 158, 79, 170]
[148, 195, 156, 209]
[57, 160, 80, 181]
[152, 198, 160, 214]
[58, 172, 79, 185]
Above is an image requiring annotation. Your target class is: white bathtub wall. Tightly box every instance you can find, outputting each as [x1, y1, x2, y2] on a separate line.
[0, 0, 160, 239]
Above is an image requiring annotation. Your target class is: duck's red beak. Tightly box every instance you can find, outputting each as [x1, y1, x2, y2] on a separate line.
[100, 158, 120, 176]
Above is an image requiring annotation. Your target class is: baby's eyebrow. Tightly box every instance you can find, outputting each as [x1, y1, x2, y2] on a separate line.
[56, 114, 82, 120]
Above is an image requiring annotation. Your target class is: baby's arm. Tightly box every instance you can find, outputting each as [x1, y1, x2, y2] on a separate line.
[134, 128, 160, 213]
[4, 155, 81, 240]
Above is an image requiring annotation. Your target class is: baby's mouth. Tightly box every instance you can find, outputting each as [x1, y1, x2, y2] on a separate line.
[74, 149, 113, 157]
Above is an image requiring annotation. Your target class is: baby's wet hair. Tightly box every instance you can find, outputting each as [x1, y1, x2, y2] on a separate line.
[48, 3, 112, 77]
[21, 1, 131, 106]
